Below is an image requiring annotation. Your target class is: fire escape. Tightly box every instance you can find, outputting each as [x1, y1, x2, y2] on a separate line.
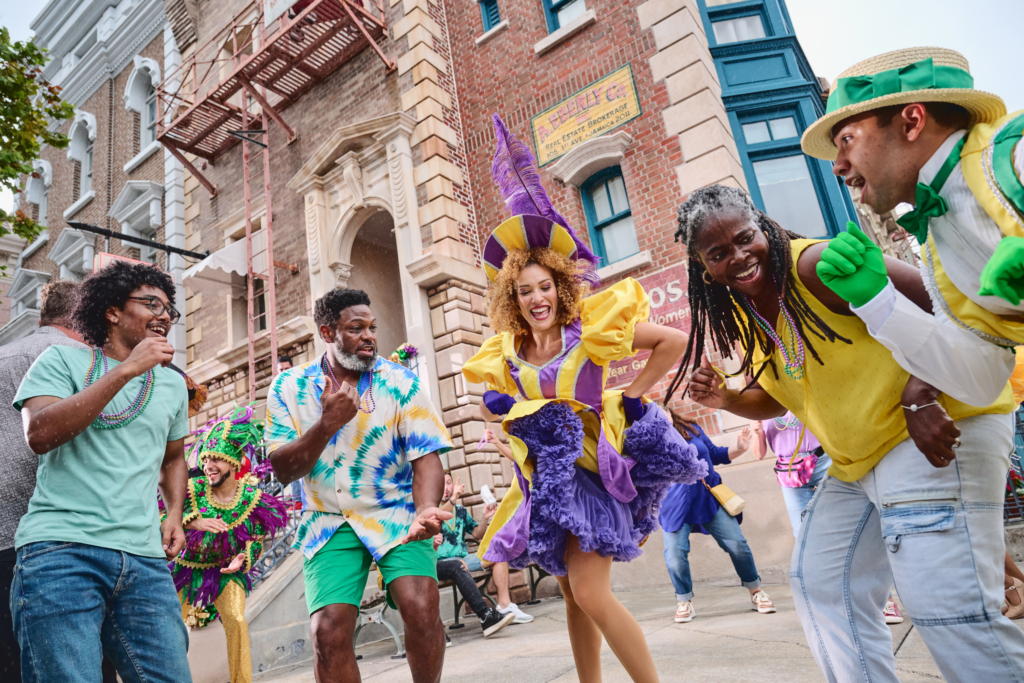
[156, 0, 395, 400]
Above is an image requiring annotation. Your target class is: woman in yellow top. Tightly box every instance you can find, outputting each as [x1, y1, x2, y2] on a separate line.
[461, 116, 706, 683]
[675, 184, 1024, 683]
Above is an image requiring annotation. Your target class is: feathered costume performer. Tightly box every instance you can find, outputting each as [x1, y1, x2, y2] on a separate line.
[168, 406, 288, 683]
[461, 115, 707, 681]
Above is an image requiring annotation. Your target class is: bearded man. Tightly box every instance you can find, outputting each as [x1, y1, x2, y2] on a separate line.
[266, 288, 453, 683]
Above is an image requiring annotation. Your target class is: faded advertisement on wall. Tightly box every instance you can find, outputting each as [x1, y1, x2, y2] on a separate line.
[531, 64, 642, 167]
[606, 263, 690, 389]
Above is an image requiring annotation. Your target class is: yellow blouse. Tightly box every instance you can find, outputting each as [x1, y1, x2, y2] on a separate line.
[748, 240, 1016, 482]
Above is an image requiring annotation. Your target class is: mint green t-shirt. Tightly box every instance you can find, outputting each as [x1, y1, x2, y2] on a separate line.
[13, 346, 189, 557]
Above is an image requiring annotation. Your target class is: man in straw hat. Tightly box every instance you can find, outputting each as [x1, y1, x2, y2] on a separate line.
[805, 47, 1022, 408]
[791, 47, 1024, 682]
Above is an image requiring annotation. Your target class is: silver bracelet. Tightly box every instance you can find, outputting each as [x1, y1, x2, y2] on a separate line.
[901, 402, 941, 412]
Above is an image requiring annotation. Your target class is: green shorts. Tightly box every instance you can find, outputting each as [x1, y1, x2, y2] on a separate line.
[302, 523, 437, 615]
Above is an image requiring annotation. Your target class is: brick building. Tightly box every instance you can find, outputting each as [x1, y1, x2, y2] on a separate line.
[165, 0, 754, 505]
[2, 0, 188, 365]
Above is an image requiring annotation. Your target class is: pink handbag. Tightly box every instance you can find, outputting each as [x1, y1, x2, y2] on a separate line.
[773, 424, 818, 488]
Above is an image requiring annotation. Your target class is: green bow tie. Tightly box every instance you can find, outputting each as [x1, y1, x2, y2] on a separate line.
[896, 183, 949, 241]
[893, 134, 966, 242]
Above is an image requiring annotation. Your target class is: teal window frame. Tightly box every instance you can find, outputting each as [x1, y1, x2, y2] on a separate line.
[542, 0, 583, 32]
[580, 166, 638, 266]
[480, 0, 501, 32]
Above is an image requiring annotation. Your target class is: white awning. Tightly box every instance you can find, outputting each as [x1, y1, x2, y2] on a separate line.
[183, 233, 267, 297]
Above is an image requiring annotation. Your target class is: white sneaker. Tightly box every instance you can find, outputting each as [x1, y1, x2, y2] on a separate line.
[498, 602, 535, 624]
[674, 601, 694, 623]
[751, 590, 776, 614]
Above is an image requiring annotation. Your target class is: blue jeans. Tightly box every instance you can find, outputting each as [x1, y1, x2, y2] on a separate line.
[662, 504, 761, 601]
[11, 541, 192, 683]
[791, 413, 1024, 683]
[780, 454, 832, 538]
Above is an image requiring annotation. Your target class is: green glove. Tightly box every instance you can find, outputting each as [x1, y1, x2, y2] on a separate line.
[816, 222, 889, 308]
[979, 236, 1024, 306]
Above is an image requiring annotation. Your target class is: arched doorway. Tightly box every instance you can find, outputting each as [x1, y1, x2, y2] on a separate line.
[346, 209, 407, 359]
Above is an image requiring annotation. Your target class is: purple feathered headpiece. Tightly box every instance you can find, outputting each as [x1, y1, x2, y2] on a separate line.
[489, 114, 601, 285]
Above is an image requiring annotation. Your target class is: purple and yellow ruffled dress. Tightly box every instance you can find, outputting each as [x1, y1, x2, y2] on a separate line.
[462, 278, 707, 576]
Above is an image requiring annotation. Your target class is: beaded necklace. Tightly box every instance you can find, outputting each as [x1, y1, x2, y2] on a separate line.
[85, 348, 154, 429]
[740, 280, 805, 380]
[320, 353, 376, 414]
[772, 414, 800, 431]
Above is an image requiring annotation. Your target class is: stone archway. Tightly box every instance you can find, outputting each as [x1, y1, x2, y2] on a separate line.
[344, 209, 407, 358]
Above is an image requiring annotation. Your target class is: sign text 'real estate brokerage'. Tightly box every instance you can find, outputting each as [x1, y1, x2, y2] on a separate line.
[531, 64, 642, 167]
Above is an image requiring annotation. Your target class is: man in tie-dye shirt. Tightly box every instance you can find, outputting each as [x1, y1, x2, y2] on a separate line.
[266, 288, 453, 682]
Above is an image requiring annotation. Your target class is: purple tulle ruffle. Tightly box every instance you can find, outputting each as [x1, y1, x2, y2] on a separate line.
[489, 401, 705, 577]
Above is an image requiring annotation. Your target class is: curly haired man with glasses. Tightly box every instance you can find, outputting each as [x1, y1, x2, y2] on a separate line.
[10, 259, 194, 683]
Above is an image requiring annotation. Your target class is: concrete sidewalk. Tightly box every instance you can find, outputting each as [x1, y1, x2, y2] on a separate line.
[252, 582, 982, 682]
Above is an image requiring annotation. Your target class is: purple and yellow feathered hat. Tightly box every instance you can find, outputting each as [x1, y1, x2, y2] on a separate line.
[188, 405, 264, 471]
[483, 114, 601, 286]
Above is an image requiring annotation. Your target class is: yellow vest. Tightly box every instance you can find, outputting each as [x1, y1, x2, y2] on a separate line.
[927, 110, 1024, 345]
[748, 240, 1016, 483]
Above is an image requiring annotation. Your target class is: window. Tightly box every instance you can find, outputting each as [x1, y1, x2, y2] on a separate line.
[36, 187, 48, 228]
[480, 0, 502, 31]
[81, 141, 94, 195]
[706, 0, 749, 4]
[712, 15, 765, 44]
[143, 81, 158, 146]
[741, 116, 798, 144]
[543, 0, 587, 32]
[581, 167, 639, 265]
[751, 156, 827, 236]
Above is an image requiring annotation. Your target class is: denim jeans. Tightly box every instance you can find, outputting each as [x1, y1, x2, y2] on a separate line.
[780, 454, 832, 538]
[791, 413, 1024, 683]
[11, 541, 192, 683]
[662, 504, 761, 602]
[437, 557, 492, 619]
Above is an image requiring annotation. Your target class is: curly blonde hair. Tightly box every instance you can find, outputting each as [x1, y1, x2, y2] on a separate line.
[487, 248, 590, 334]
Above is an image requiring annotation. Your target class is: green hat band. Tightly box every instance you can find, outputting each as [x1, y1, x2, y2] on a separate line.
[826, 57, 974, 114]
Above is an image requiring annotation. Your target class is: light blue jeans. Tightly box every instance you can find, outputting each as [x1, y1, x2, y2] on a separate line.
[791, 413, 1024, 683]
[663, 504, 761, 602]
[780, 454, 832, 538]
[11, 541, 192, 683]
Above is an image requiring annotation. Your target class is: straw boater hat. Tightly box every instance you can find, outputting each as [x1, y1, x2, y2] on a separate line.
[801, 47, 1006, 161]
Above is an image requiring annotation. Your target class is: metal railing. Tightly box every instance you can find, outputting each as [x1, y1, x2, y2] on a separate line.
[1006, 407, 1024, 524]
[250, 473, 301, 589]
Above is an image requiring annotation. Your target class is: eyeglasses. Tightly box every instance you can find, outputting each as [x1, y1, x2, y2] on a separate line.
[127, 296, 181, 324]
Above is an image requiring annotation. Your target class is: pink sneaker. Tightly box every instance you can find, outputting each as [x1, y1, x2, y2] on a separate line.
[884, 600, 904, 624]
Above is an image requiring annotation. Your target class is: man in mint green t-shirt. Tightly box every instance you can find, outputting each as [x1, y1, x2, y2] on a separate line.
[10, 259, 193, 683]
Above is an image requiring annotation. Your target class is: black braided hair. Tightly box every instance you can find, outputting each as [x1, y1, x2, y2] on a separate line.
[664, 185, 850, 403]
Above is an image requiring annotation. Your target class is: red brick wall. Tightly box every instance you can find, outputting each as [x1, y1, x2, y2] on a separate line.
[447, 0, 715, 429]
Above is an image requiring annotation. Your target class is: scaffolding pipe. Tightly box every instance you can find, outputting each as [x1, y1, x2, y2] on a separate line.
[243, 103, 257, 404]
[262, 106, 280, 383]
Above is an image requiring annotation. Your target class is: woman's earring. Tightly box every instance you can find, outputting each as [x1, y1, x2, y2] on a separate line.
[702, 271, 714, 285]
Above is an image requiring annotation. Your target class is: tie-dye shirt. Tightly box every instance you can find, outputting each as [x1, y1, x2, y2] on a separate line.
[265, 356, 453, 561]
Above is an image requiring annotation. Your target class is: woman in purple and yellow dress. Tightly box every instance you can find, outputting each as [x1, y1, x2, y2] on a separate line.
[461, 116, 707, 683]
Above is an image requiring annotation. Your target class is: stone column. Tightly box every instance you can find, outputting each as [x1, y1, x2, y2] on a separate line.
[638, 0, 747, 195]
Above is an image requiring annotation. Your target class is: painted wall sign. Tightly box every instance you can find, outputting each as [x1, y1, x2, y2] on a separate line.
[606, 263, 691, 389]
[531, 64, 642, 167]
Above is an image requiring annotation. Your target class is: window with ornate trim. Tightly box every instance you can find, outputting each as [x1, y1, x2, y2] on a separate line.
[581, 166, 639, 266]
[81, 140, 94, 196]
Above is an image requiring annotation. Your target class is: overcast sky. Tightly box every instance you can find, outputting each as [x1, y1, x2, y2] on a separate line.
[1, 1, 1021, 214]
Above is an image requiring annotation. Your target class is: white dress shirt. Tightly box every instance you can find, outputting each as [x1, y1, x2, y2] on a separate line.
[847, 130, 1020, 408]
